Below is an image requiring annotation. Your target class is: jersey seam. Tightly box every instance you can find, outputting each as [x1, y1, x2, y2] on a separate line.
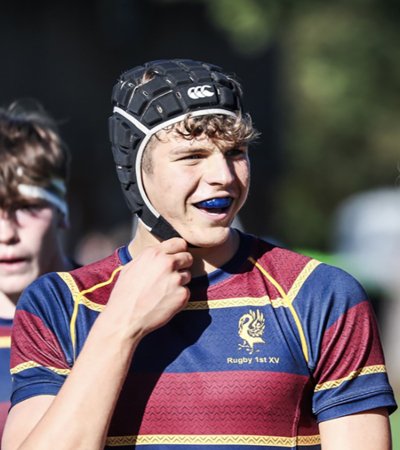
[248, 256, 319, 365]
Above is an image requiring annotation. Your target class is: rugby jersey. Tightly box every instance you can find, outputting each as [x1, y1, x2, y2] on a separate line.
[10, 232, 397, 449]
[0, 317, 12, 442]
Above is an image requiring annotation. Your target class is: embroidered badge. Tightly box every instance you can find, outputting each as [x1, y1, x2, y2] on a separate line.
[238, 309, 266, 354]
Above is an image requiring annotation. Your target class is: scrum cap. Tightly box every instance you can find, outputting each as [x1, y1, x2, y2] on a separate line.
[109, 59, 243, 240]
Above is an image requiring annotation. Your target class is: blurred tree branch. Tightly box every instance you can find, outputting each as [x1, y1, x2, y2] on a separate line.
[157, 0, 400, 249]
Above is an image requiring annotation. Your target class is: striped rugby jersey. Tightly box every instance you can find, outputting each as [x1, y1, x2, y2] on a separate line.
[0, 317, 12, 442]
[10, 232, 397, 449]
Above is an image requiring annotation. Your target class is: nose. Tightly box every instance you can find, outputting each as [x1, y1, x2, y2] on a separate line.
[205, 153, 236, 185]
[0, 210, 19, 245]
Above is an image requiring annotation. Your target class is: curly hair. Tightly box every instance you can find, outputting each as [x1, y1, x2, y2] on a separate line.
[133, 67, 259, 174]
[142, 113, 259, 174]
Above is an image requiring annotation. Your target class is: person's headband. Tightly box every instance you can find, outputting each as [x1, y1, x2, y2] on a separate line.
[17, 177, 68, 221]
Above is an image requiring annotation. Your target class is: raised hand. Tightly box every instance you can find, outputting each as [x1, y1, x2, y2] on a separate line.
[103, 237, 193, 340]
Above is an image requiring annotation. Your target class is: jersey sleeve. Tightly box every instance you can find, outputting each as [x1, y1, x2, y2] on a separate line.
[299, 264, 397, 422]
[10, 273, 74, 407]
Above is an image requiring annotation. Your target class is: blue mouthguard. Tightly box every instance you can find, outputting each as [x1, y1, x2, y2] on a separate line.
[196, 198, 232, 209]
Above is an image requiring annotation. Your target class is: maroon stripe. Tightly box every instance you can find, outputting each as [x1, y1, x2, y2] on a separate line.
[108, 371, 316, 437]
[314, 301, 384, 383]
[10, 311, 69, 370]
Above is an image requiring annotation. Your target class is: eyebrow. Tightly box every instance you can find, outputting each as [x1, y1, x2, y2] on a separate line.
[168, 140, 248, 156]
[14, 198, 50, 208]
[169, 145, 211, 155]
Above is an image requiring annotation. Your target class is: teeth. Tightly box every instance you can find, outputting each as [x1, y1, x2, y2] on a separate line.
[196, 198, 232, 209]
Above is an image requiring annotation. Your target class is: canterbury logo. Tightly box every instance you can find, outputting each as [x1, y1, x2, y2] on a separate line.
[187, 85, 214, 99]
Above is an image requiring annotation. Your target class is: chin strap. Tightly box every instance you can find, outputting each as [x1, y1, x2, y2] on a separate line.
[139, 207, 180, 240]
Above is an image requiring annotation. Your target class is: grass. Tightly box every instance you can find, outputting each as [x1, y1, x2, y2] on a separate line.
[391, 407, 399, 449]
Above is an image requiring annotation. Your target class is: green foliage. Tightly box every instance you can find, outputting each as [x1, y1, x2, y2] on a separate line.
[158, 0, 400, 249]
[204, 0, 284, 55]
[200, 0, 400, 248]
[277, 5, 400, 248]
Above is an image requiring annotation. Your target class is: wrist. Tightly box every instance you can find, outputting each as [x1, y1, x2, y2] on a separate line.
[91, 307, 145, 351]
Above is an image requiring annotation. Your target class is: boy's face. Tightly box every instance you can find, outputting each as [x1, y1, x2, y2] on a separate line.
[0, 200, 61, 301]
[142, 130, 250, 247]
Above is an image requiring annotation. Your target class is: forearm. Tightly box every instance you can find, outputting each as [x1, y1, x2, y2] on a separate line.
[3, 238, 192, 450]
[15, 312, 141, 450]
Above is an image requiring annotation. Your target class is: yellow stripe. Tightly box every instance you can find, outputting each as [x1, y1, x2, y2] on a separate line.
[248, 257, 288, 299]
[57, 272, 82, 359]
[11, 360, 70, 376]
[77, 266, 123, 297]
[79, 296, 105, 312]
[248, 257, 319, 364]
[58, 267, 122, 360]
[286, 303, 309, 362]
[284, 260, 321, 364]
[186, 295, 274, 310]
[287, 260, 321, 304]
[315, 364, 387, 392]
[106, 433, 321, 447]
[58, 271, 81, 300]
[0, 336, 11, 348]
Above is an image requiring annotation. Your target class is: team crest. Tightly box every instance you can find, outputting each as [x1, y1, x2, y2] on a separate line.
[238, 309, 266, 354]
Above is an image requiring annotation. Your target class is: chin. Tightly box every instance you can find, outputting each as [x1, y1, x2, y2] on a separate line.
[184, 227, 232, 248]
[15, 271, 38, 291]
[2, 282, 28, 301]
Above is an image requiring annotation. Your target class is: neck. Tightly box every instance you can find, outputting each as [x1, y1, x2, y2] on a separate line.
[128, 224, 240, 277]
[188, 230, 240, 277]
[0, 292, 17, 320]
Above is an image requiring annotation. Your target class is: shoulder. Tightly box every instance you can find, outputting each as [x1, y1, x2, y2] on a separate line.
[252, 235, 364, 292]
[247, 234, 313, 274]
[16, 249, 123, 316]
[68, 248, 123, 289]
[245, 234, 367, 312]
[246, 235, 316, 294]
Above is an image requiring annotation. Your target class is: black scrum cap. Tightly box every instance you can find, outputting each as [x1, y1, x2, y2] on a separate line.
[109, 59, 243, 240]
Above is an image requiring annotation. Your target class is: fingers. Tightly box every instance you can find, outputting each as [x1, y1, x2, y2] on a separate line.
[160, 238, 193, 273]
[178, 269, 191, 286]
[160, 237, 188, 254]
[105, 238, 193, 339]
[173, 252, 193, 272]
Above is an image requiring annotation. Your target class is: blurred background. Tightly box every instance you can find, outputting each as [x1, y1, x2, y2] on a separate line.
[1, 0, 399, 442]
